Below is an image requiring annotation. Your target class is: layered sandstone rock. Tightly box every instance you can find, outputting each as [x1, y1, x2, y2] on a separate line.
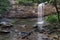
[4, 4, 56, 18]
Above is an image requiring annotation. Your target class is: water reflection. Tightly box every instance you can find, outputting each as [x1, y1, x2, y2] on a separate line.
[14, 18, 37, 25]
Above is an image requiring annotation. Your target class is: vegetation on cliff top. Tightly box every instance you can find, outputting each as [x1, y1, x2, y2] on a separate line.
[0, 0, 10, 14]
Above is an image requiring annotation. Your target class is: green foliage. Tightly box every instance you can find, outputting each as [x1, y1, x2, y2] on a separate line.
[17, 0, 33, 6]
[0, 0, 10, 14]
[11, 20, 16, 24]
[16, 0, 60, 5]
[46, 14, 58, 23]
[16, 0, 50, 4]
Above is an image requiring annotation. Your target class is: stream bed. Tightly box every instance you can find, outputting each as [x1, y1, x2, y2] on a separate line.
[0, 18, 37, 40]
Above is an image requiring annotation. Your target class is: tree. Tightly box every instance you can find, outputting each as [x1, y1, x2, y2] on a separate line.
[16, 0, 49, 4]
[0, 0, 10, 14]
[53, 0, 60, 21]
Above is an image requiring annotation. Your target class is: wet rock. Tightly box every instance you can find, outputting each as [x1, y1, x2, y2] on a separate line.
[0, 18, 13, 26]
[20, 25, 26, 28]
[42, 38, 49, 40]
[21, 32, 32, 39]
[33, 25, 38, 28]
[0, 18, 13, 34]
[21, 32, 29, 39]
[21, 32, 28, 37]
[0, 30, 10, 34]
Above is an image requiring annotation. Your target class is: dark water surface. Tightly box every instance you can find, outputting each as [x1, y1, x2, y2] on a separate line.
[14, 18, 37, 25]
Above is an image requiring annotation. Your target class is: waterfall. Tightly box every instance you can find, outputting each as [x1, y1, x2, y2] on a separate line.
[36, 2, 49, 40]
[37, 3, 45, 30]
[36, 3, 45, 40]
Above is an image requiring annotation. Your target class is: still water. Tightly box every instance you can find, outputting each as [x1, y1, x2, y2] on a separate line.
[14, 18, 37, 25]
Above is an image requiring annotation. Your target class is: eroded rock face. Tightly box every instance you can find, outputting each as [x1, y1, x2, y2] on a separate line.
[4, 4, 56, 18]
[44, 4, 56, 16]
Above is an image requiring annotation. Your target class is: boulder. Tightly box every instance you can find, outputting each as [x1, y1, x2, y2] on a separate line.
[0, 18, 13, 27]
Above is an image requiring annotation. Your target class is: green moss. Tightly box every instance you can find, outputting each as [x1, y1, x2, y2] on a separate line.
[11, 20, 16, 24]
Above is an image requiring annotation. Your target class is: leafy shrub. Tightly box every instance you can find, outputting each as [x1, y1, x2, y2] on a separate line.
[46, 14, 58, 23]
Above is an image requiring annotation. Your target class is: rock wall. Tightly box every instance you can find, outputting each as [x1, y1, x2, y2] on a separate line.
[4, 4, 56, 18]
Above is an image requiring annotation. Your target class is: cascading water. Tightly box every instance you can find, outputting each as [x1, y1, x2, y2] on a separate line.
[37, 3, 45, 30]
[36, 3, 47, 40]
